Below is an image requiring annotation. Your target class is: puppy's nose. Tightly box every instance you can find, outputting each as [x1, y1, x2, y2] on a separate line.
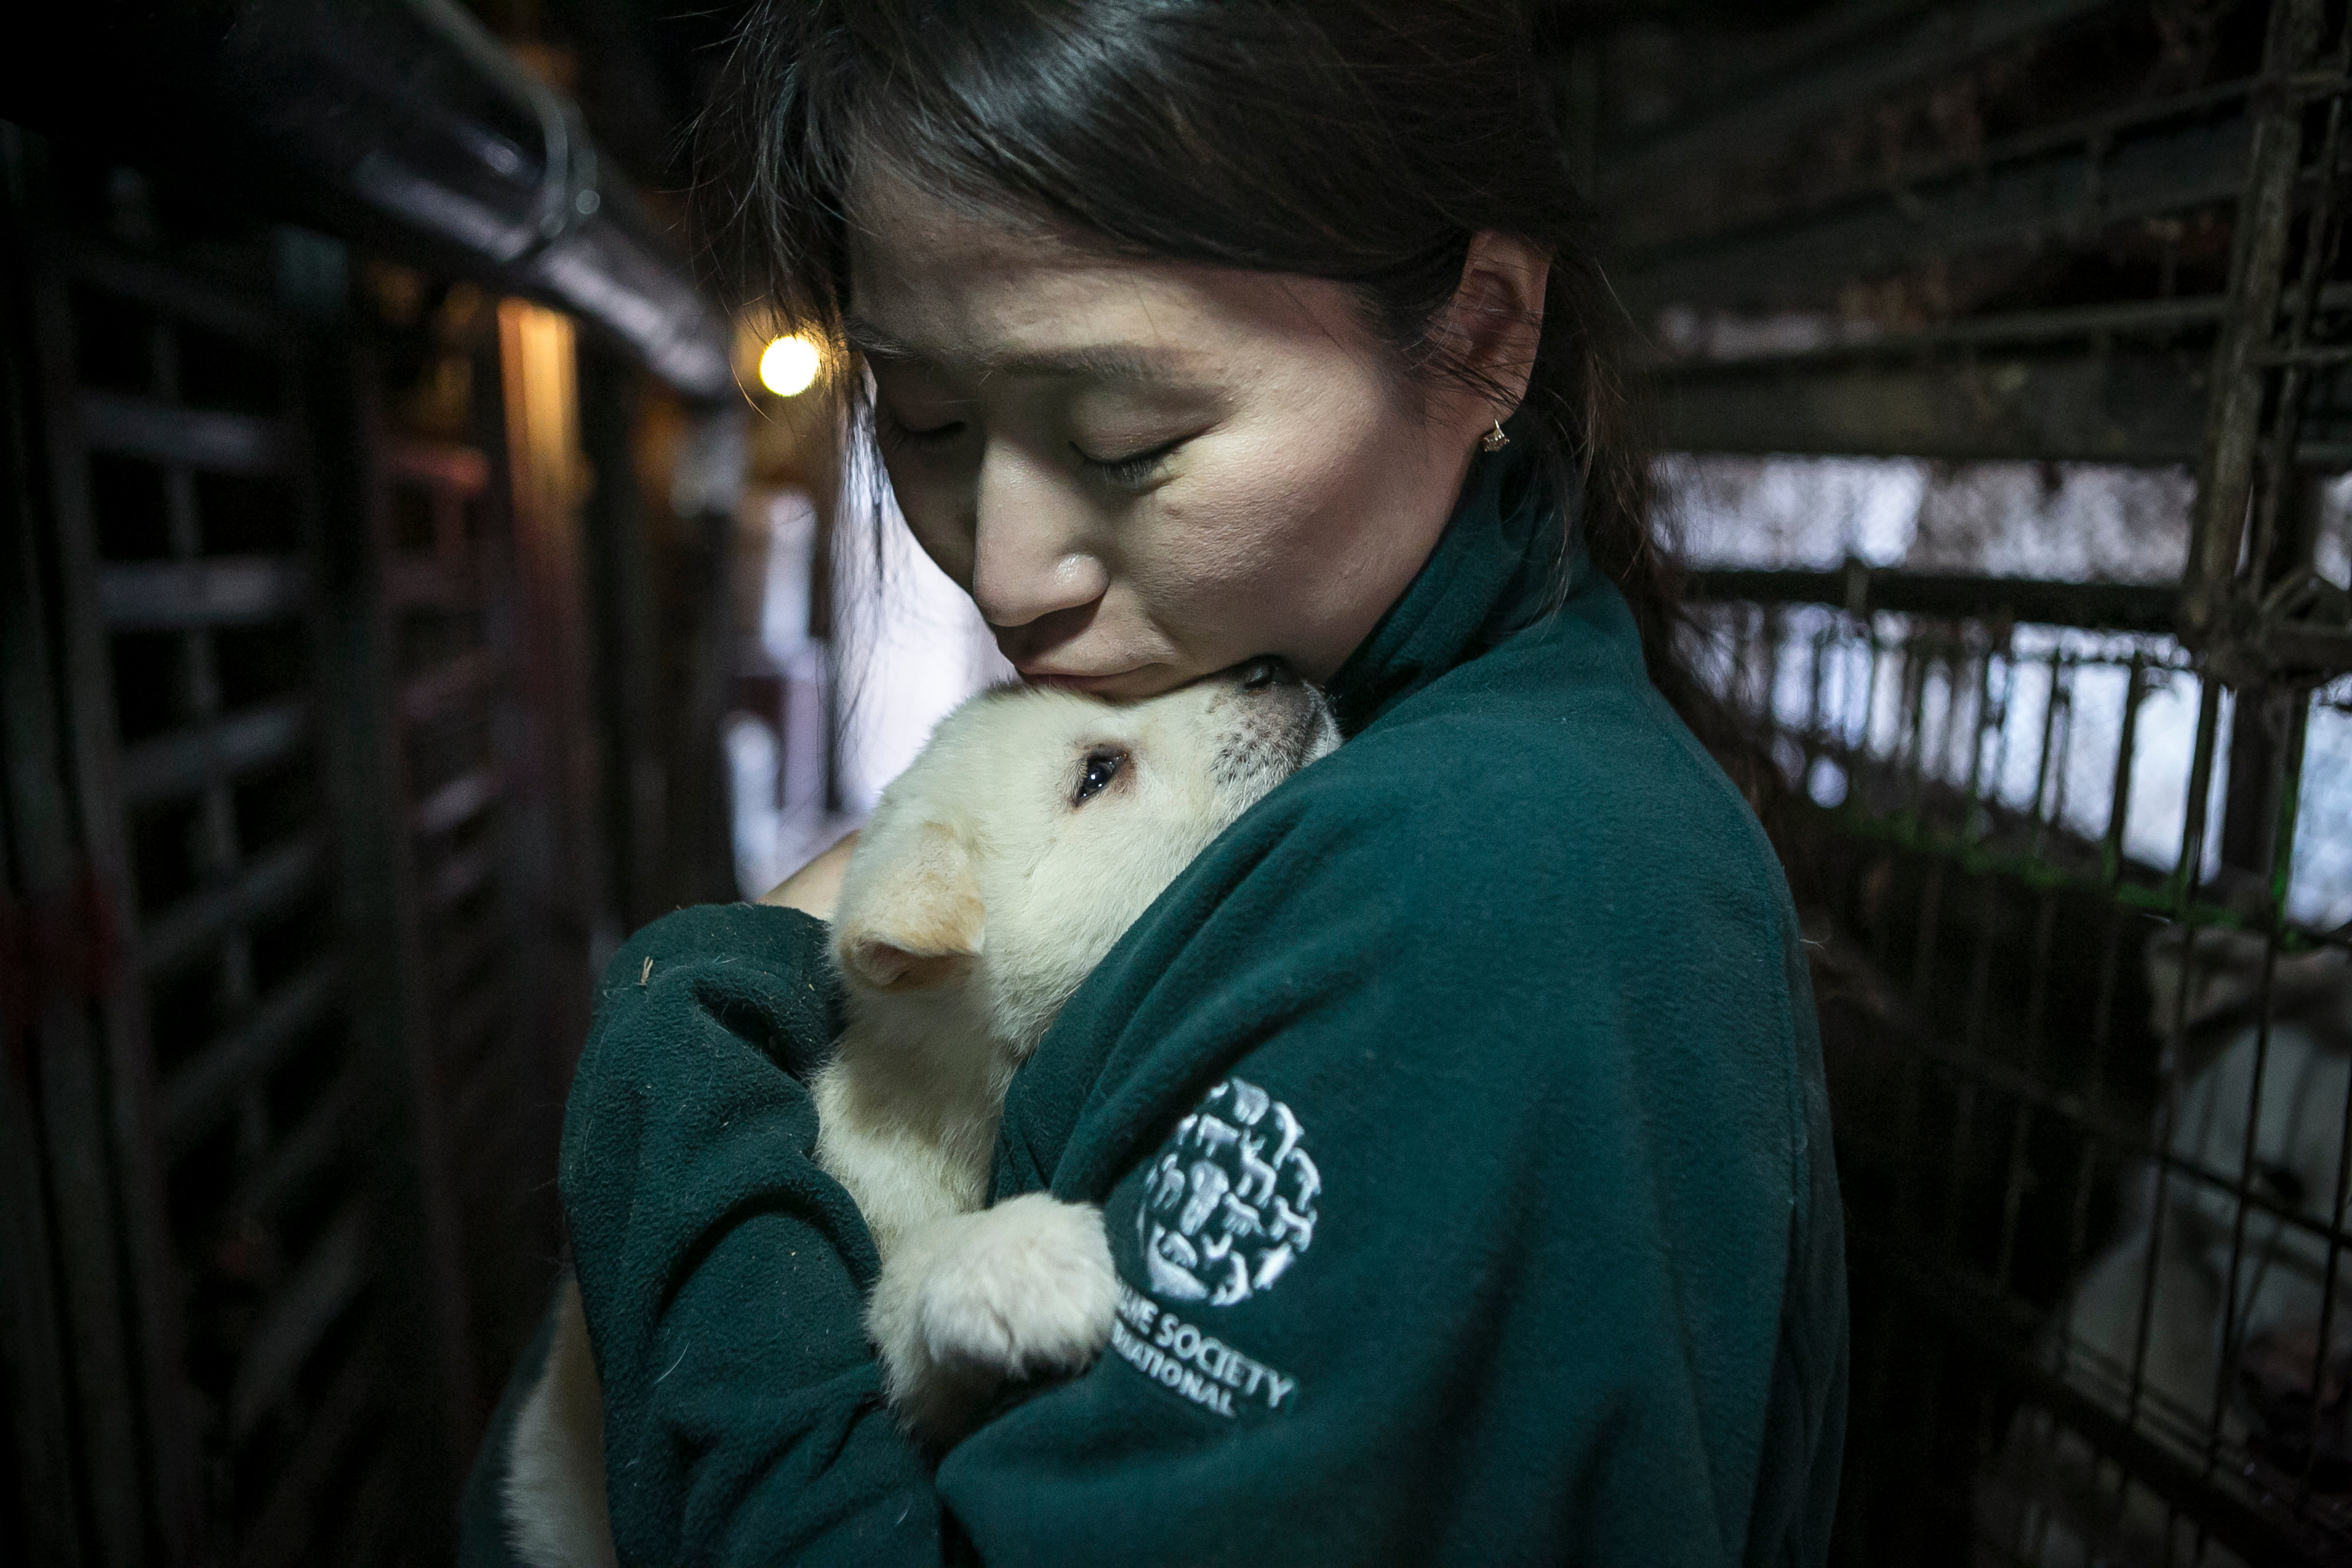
[1240, 656, 1293, 691]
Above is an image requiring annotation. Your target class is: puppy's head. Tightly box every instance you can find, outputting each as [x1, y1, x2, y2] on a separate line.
[2143, 924, 2352, 1442]
[832, 658, 1338, 1055]
[2145, 924, 2352, 1066]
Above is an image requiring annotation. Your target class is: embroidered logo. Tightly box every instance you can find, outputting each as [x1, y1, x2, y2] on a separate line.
[1110, 1281, 1297, 1417]
[1138, 1076, 1319, 1306]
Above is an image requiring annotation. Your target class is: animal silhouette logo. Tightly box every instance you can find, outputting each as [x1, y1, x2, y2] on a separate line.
[1139, 1078, 1320, 1307]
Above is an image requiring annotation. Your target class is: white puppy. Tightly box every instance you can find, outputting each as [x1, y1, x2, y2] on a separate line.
[504, 661, 1338, 1568]
[1978, 926, 2352, 1566]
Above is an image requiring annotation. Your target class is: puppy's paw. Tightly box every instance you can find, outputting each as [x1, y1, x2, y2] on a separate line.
[917, 1193, 1119, 1377]
[868, 1194, 1117, 1442]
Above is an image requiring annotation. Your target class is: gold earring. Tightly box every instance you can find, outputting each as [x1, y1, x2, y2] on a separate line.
[1481, 420, 1509, 453]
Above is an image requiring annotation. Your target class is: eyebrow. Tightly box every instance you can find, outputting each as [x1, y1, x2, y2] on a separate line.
[841, 316, 1179, 383]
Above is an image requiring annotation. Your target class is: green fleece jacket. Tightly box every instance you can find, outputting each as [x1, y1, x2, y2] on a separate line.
[460, 448, 1847, 1566]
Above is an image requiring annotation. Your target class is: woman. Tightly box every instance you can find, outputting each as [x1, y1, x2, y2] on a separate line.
[465, 2, 1846, 1562]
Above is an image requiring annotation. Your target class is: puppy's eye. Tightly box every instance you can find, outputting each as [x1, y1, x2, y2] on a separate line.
[1074, 747, 1126, 805]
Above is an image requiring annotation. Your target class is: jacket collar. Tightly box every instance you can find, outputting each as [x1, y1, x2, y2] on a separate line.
[1323, 442, 1569, 736]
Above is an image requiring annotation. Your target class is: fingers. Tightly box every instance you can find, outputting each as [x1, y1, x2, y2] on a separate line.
[759, 830, 860, 919]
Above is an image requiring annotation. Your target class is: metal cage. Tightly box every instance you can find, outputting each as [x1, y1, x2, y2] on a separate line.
[1578, 0, 2352, 1561]
[0, 130, 724, 1564]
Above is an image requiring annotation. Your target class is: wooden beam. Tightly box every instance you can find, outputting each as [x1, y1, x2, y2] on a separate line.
[1655, 346, 2213, 463]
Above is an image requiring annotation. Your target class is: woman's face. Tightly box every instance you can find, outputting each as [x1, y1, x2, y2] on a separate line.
[845, 172, 1532, 698]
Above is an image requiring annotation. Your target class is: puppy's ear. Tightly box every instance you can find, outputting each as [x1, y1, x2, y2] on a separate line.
[837, 821, 984, 992]
[2146, 924, 2268, 1040]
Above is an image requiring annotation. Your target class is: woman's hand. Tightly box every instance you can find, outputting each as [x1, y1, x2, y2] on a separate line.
[759, 831, 859, 920]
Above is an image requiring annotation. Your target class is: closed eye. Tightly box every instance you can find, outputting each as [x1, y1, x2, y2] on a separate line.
[877, 407, 966, 449]
[1073, 747, 1127, 805]
[1075, 433, 1192, 491]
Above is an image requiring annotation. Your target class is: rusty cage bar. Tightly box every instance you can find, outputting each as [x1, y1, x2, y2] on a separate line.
[1573, 0, 2352, 1561]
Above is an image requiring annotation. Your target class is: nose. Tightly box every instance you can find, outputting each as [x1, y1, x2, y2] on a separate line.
[1239, 656, 1294, 691]
[970, 449, 1108, 630]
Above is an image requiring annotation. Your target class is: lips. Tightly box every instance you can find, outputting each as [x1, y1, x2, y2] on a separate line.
[1019, 664, 1176, 698]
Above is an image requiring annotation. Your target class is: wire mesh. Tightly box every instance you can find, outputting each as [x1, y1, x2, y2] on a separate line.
[1695, 594, 2352, 1566]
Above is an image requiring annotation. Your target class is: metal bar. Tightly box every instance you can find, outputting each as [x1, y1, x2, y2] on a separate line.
[412, 763, 500, 839]
[65, 242, 285, 345]
[1859, 620, 1887, 795]
[1799, 782, 2260, 921]
[1657, 346, 2214, 463]
[1991, 889, 2064, 1298]
[1625, 112, 2253, 317]
[158, 957, 343, 1151]
[1939, 658, 2009, 1302]
[26, 0, 736, 399]
[96, 556, 309, 629]
[2305, 774, 2352, 1510]
[116, 696, 309, 804]
[226, 1062, 360, 1229]
[2103, 658, 2150, 887]
[2025, 647, 2066, 858]
[1861, 980, 2338, 1243]
[232, 1328, 384, 1568]
[225, 1198, 373, 1442]
[2171, 676, 2227, 907]
[2257, 341, 2352, 367]
[1604, 0, 2141, 206]
[2183, 0, 2329, 646]
[1875, 1222, 2352, 1567]
[0, 128, 106, 1568]
[2049, 666, 2082, 867]
[423, 840, 497, 910]
[2204, 926, 2290, 1483]
[1899, 642, 1935, 829]
[395, 646, 499, 724]
[1686, 566, 2177, 633]
[134, 831, 324, 976]
[14, 127, 205, 1556]
[1651, 292, 2241, 368]
[77, 389, 287, 473]
[1628, 71, 2273, 260]
[288, 225, 480, 1520]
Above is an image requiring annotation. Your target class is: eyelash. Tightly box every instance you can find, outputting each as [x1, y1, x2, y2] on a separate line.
[876, 409, 1186, 488]
[1076, 437, 1184, 490]
[876, 410, 964, 452]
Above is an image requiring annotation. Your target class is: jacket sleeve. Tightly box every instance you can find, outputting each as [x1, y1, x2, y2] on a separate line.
[559, 902, 944, 1567]
[929, 800, 1846, 1568]
[562, 841, 1843, 1566]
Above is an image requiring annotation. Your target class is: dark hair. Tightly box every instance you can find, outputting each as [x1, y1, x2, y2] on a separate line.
[697, 0, 1755, 793]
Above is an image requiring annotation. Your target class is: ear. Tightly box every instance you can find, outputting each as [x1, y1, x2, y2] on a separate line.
[835, 820, 985, 993]
[2145, 925, 2268, 1037]
[1438, 230, 1551, 436]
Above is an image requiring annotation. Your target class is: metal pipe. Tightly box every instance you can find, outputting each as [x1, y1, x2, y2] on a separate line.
[2183, 0, 2329, 646]
[1686, 563, 2179, 634]
[0, 0, 735, 402]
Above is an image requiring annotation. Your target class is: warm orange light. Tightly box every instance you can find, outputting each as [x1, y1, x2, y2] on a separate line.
[759, 335, 821, 397]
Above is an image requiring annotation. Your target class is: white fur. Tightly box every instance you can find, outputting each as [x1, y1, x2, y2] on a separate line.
[505, 667, 1337, 1564]
[1977, 929, 2352, 1567]
[865, 1193, 1122, 1438]
[505, 1278, 615, 1568]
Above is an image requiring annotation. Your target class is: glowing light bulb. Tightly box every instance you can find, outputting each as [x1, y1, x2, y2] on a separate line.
[759, 335, 821, 397]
